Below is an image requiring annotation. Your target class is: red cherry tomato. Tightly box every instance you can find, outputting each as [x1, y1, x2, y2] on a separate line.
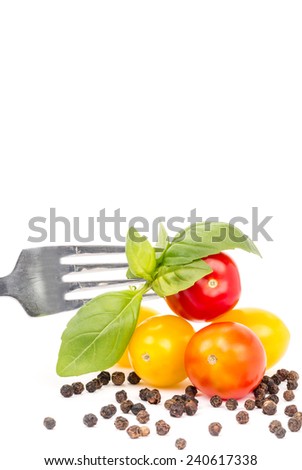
[166, 252, 241, 321]
[185, 322, 266, 399]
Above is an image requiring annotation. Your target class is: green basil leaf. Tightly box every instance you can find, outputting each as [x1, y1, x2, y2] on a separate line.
[126, 267, 141, 279]
[155, 223, 170, 263]
[56, 289, 142, 377]
[163, 222, 260, 266]
[126, 227, 156, 281]
[151, 259, 213, 297]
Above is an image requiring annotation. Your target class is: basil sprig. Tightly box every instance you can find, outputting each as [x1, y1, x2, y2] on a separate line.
[57, 222, 260, 376]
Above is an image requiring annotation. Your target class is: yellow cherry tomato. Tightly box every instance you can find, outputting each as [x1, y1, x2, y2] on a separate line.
[212, 307, 290, 370]
[117, 306, 159, 368]
[128, 315, 195, 387]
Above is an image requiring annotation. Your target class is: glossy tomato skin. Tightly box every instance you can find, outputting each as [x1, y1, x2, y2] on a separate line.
[117, 306, 159, 368]
[128, 315, 195, 388]
[212, 308, 290, 370]
[166, 252, 241, 321]
[185, 322, 266, 399]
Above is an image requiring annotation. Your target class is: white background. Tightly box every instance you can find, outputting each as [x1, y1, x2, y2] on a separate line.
[0, 1, 301, 469]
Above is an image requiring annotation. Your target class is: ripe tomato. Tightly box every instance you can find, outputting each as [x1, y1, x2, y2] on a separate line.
[185, 322, 266, 399]
[117, 306, 159, 368]
[166, 252, 241, 321]
[211, 307, 290, 370]
[128, 315, 195, 387]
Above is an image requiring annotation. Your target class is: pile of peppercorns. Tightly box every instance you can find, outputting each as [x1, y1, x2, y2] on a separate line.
[44, 367, 300, 446]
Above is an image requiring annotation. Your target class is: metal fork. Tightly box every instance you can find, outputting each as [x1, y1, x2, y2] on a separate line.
[0, 246, 147, 317]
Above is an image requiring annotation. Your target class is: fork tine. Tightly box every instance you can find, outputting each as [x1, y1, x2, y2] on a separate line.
[72, 245, 125, 254]
[66, 279, 143, 290]
[69, 263, 129, 271]
[73, 291, 158, 303]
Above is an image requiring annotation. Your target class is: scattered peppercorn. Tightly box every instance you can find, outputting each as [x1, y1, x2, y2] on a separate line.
[261, 375, 271, 384]
[60, 384, 73, 398]
[258, 382, 269, 393]
[147, 389, 161, 404]
[253, 388, 266, 399]
[114, 416, 129, 430]
[210, 395, 222, 408]
[277, 369, 289, 381]
[155, 420, 170, 436]
[127, 371, 141, 385]
[170, 401, 185, 418]
[136, 410, 150, 424]
[115, 390, 127, 404]
[275, 427, 286, 439]
[92, 378, 102, 390]
[85, 381, 98, 393]
[262, 400, 277, 416]
[255, 398, 265, 409]
[100, 404, 117, 419]
[271, 374, 282, 385]
[287, 379, 298, 390]
[266, 394, 279, 404]
[293, 411, 302, 422]
[175, 438, 187, 450]
[131, 403, 146, 416]
[139, 388, 151, 401]
[288, 370, 299, 381]
[267, 380, 279, 395]
[288, 417, 301, 432]
[172, 394, 186, 403]
[185, 399, 198, 416]
[83, 413, 98, 427]
[208, 422, 222, 436]
[244, 399, 255, 410]
[97, 371, 110, 385]
[284, 404, 298, 417]
[283, 390, 295, 401]
[43, 417, 56, 430]
[112, 371, 125, 386]
[127, 425, 141, 439]
[164, 399, 176, 410]
[269, 420, 282, 434]
[120, 400, 134, 414]
[225, 399, 238, 411]
[236, 411, 249, 424]
[185, 385, 198, 398]
[72, 382, 84, 395]
[140, 426, 150, 437]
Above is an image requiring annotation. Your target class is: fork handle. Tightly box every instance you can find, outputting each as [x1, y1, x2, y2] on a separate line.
[0, 275, 10, 296]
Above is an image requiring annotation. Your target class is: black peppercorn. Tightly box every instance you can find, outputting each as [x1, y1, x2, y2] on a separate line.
[136, 410, 150, 424]
[255, 398, 265, 409]
[155, 420, 170, 435]
[115, 390, 127, 404]
[266, 394, 279, 404]
[244, 399, 255, 410]
[114, 416, 129, 430]
[208, 422, 222, 436]
[258, 382, 269, 393]
[97, 370, 111, 385]
[147, 389, 161, 404]
[293, 411, 302, 422]
[225, 399, 238, 411]
[185, 399, 198, 416]
[275, 427, 286, 439]
[175, 438, 187, 450]
[85, 381, 97, 393]
[127, 371, 141, 385]
[269, 420, 282, 433]
[210, 395, 222, 408]
[131, 403, 146, 415]
[262, 400, 277, 416]
[139, 388, 151, 401]
[261, 375, 271, 384]
[270, 374, 282, 385]
[253, 388, 266, 399]
[170, 401, 185, 418]
[287, 379, 298, 390]
[139, 426, 150, 437]
[236, 411, 249, 424]
[288, 417, 301, 432]
[43, 417, 56, 430]
[284, 404, 298, 417]
[120, 400, 134, 414]
[288, 370, 299, 381]
[112, 371, 125, 386]
[72, 382, 84, 395]
[283, 390, 295, 401]
[277, 369, 289, 381]
[92, 378, 102, 390]
[127, 425, 141, 439]
[185, 385, 198, 398]
[60, 384, 73, 398]
[100, 404, 117, 419]
[172, 394, 186, 403]
[164, 399, 176, 410]
[83, 413, 98, 427]
[267, 380, 279, 395]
